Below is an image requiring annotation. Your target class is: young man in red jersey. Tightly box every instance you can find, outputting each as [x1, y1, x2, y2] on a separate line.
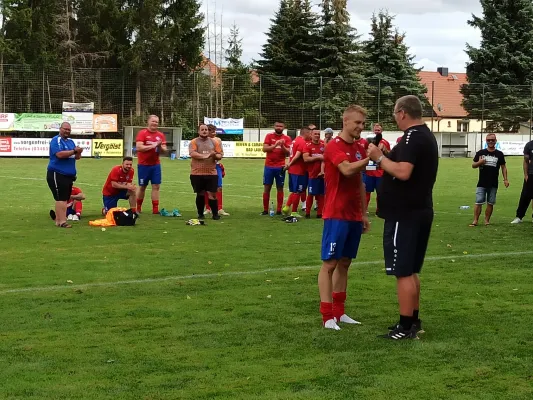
[282, 126, 311, 217]
[135, 115, 167, 214]
[261, 121, 292, 215]
[364, 123, 390, 212]
[303, 128, 325, 218]
[319, 105, 370, 330]
[102, 156, 137, 214]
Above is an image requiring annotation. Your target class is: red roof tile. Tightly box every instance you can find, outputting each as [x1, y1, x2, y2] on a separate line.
[417, 71, 468, 118]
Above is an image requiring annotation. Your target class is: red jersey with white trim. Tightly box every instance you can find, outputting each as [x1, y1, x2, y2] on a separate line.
[264, 132, 292, 168]
[103, 165, 134, 196]
[304, 140, 325, 179]
[355, 137, 368, 150]
[366, 139, 391, 177]
[288, 136, 309, 175]
[322, 136, 365, 221]
[136, 129, 166, 166]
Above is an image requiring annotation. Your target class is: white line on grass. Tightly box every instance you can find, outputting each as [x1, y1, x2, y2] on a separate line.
[1, 250, 532, 295]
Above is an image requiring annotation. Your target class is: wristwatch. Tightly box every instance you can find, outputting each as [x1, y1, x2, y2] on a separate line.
[375, 155, 383, 166]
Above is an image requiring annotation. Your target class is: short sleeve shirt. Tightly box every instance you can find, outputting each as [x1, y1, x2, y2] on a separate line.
[189, 137, 223, 175]
[264, 133, 292, 168]
[473, 149, 506, 188]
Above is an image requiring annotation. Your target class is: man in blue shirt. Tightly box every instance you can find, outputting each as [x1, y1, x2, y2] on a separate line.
[47, 122, 83, 228]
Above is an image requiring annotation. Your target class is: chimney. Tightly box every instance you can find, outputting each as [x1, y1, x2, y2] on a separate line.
[437, 67, 448, 77]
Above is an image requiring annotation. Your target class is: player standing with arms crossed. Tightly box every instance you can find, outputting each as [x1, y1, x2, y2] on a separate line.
[303, 129, 325, 218]
[283, 126, 311, 217]
[368, 95, 438, 340]
[318, 105, 370, 330]
[135, 115, 167, 214]
[261, 121, 292, 215]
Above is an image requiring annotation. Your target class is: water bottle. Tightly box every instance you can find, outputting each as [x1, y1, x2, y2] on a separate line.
[459, 206, 470, 210]
[269, 201, 275, 217]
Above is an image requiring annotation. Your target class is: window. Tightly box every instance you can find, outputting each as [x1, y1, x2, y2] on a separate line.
[457, 121, 469, 132]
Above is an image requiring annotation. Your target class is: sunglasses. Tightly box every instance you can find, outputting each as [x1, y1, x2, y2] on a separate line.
[486, 139, 496, 143]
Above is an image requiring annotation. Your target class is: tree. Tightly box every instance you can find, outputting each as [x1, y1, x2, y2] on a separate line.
[255, 0, 320, 127]
[363, 10, 428, 128]
[222, 24, 260, 126]
[461, 0, 533, 132]
[313, 0, 367, 128]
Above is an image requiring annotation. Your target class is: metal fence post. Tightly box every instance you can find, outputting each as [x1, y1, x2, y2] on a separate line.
[530, 84, 533, 141]
[377, 78, 381, 123]
[480, 84, 485, 149]
[319, 76, 323, 131]
[258, 75, 262, 142]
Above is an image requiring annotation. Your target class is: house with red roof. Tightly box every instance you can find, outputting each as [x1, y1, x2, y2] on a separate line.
[417, 68, 486, 133]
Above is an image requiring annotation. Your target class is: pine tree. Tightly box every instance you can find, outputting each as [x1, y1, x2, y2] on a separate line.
[461, 0, 533, 132]
[313, 0, 367, 128]
[222, 24, 258, 126]
[363, 11, 428, 128]
[255, 0, 320, 127]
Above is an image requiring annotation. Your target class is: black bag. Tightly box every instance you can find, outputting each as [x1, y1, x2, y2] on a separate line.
[113, 209, 138, 226]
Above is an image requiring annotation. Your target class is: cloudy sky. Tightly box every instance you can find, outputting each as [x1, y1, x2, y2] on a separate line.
[200, 0, 483, 73]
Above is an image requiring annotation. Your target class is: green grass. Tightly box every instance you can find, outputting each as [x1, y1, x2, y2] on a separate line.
[0, 156, 533, 399]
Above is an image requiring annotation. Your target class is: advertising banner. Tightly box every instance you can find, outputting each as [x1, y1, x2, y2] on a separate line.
[92, 139, 123, 157]
[14, 113, 63, 132]
[203, 117, 244, 135]
[484, 140, 526, 156]
[62, 102, 94, 134]
[233, 142, 265, 158]
[93, 114, 118, 132]
[0, 113, 15, 130]
[0, 137, 92, 157]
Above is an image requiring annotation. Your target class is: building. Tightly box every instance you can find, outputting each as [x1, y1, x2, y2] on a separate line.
[417, 67, 486, 133]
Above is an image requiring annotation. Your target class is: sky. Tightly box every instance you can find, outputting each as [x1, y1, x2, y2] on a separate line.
[200, 0, 483, 73]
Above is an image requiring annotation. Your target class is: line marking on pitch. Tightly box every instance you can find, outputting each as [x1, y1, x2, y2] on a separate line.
[1, 250, 531, 295]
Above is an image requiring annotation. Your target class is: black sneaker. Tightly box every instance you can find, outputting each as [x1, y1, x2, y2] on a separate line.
[212, 214, 221, 220]
[379, 324, 418, 340]
[49, 210, 56, 220]
[260, 211, 268, 216]
[388, 319, 423, 334]
[198, 214, 205, 220]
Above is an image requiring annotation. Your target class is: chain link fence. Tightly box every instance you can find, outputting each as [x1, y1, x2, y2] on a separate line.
[0, 65, 532, 139]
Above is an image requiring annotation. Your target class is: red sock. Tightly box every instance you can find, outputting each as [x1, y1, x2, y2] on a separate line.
[204, 192, 210, 210]
[317, 195, 325, 216]
[291, 193, 299, 212]
[276, 191, 284, 212]
[152, 200, 159, 213]
[263, 192, 270, 212]
[300, 191, 306, 203]
[305, 194, 314, 215]
[320, 301, 333, 324]
[365, 192, 371, 207]
[74, 201, 82, 215]
[217, 191, 223, 210]
[131, 207, 137, 213]
[332, 292, 347, 321]
[137, 198, 144, 211]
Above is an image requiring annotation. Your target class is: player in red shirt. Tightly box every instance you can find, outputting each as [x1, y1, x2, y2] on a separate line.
[135, 115, 167, 214]
[282, 126, 312, 216]
[319, 105, 370, 330]
[102, 156, 137, 214]
[50, 186, 85, 222]
[364, 123, 391, 212]
[261, 121, 292, 215]
[303, 129, 325, 218]
[396, 135, 402, 144]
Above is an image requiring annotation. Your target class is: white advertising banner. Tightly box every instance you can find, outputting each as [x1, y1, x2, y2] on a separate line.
[203, 117, 244, 135]
[62, 102, 94, 135]
[483, 140, 526, 156]
[0, 137, 92, 157]
[179, 140, 236, 158]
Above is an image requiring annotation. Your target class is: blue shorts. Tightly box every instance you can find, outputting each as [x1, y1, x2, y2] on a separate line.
[475, 187, 497, 205]
[288, 173, 309, 193]
[263, 167, 285, 187]
[321, 219, 363, 261]
[103, 191, 129, 212]
[216, 164, 223, 188]
[66, 206, 76, 216]
[308, 177, 325, 195]
[138, 164, 162, 186]
[364, 175, 381, 193]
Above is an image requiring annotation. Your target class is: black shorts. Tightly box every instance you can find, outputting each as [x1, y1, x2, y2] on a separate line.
[190, 175, 218, 194]
[47, 170, 75, 202]
[383, 209, 434, 277]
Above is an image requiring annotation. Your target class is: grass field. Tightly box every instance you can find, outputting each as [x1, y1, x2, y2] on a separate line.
[1, 156, 533, 399]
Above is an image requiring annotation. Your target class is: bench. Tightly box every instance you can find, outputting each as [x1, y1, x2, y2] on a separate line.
[441, 144, 471, 158]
